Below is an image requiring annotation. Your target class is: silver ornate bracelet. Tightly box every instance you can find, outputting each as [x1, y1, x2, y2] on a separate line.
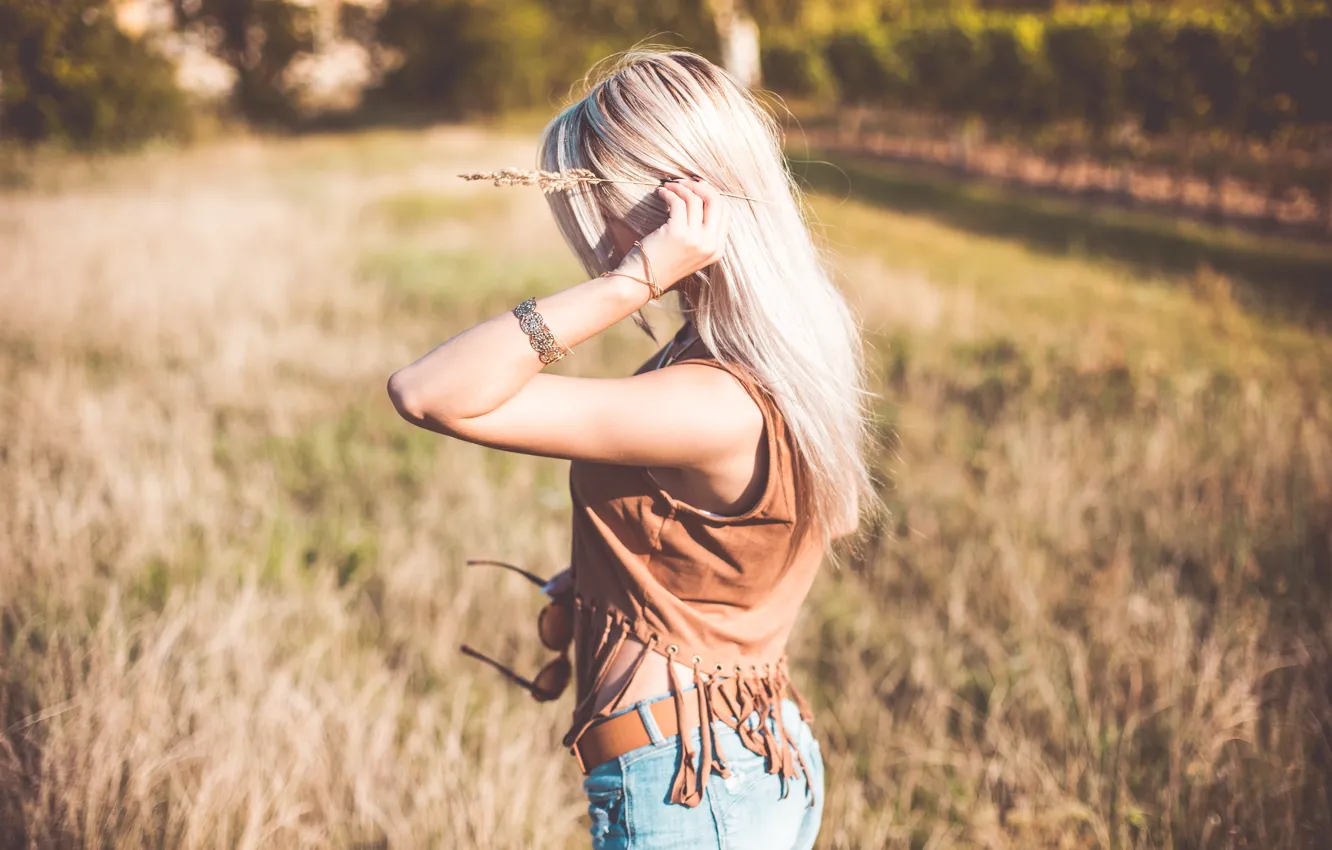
[513, 298, 571, 365]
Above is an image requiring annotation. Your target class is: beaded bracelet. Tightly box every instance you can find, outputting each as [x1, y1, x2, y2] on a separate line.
[513, 298, 571, 365]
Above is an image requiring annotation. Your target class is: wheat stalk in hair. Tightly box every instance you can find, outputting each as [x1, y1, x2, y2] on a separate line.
[458, 168, 762, 202]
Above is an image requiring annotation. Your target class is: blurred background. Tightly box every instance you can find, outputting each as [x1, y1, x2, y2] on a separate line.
[2, 1, 1331, 848]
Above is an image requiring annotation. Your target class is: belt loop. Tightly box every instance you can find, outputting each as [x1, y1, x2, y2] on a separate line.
[638, 699, 667, 745]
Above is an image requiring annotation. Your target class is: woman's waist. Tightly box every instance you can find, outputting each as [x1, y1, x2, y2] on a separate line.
[591, 634, 696, 716]
[596, 682, 811, 738]
[584, 631, 797, 718]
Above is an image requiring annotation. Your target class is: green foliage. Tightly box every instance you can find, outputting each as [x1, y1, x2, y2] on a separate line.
[370, 0, 719, 116]
[1042, 13, 1128, 136]
[1121, 13, 1179, 135]
[1173, 21, 1250, 131]
[823, 29, 898, 105]
[373, 0, 559, 114]
[760, 34, 835, 98]
[3, 0, 1324, 159]
[972, 17, 1051, 130]
[815, 4, 1332, 144]
[1249, 13, 1332, 132]
[0, 0, 188, 146]
[893, 15, 987, 115]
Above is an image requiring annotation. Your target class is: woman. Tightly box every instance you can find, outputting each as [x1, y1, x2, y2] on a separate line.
[388, 48, 874, 850]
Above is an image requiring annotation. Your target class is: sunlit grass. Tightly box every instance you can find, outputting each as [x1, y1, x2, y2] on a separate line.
[1, 127, 1328, 849]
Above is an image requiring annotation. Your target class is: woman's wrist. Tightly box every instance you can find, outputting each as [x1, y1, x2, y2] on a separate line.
[618, 239, 679, 294]
[599, 259, 658, 309]
[609, 244, 651, 288]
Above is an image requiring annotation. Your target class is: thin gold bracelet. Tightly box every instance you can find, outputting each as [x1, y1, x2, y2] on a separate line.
[512, 298, 571, 365]
[599, 239, 663, 301]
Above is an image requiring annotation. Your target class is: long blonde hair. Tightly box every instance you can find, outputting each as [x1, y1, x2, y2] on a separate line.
[538, 47, 875, 551]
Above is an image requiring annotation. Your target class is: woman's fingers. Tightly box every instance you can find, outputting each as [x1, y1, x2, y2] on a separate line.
[682, 179, 726, 262]
[639, 177, 729, 288]
[657, 185, 687, 226]
[692, 178, 715, 224]
[665, 180, 704, 231]
[691, 180, 723, 244]
[685, 183, 706, 231]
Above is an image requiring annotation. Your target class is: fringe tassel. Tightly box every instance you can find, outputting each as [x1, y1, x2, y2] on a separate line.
[772, 663, 816, 810]
[691, 659, 716, 800]
[566, 634, 817, 812]
[566, 602, 622, 726]
[666, 648, 703, 808]
[731, 672, 766, 756]
[763, 666, 798, 799]
[752, 668, 786, 780]
[704, 671, 731, 779]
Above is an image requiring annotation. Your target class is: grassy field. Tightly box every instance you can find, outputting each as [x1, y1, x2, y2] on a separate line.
[2, 127, 1330, 849]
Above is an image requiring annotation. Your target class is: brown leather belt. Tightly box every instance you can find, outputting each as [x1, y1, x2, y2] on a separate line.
[572, 692, 706, 775]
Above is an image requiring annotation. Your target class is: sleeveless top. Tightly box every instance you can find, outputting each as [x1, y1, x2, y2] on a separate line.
[563, 328, 825, 809]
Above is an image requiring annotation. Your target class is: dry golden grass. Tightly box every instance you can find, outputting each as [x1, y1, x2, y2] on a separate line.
[1, 127, 1330, 849]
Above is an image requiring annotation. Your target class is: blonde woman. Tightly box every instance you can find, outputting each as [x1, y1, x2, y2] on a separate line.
[388, 49, 873, 850]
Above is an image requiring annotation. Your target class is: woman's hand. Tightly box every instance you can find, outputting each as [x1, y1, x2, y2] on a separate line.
[621, 177, 730, 292]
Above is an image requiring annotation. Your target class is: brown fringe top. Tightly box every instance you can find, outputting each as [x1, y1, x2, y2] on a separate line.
[562, 331, 825, 808]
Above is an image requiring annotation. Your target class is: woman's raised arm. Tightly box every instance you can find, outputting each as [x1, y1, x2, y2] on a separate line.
[386, 178, 752, 470]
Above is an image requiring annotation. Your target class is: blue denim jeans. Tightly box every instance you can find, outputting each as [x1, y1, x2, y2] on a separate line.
[583, 693, 824, 849]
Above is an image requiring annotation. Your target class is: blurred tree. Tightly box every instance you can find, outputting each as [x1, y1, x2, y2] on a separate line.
[540, 0, 719, 75]
[760, 33, 836, 97]
[0, 0, 187, 146]
[1043, 14, 1127, 143]
[370, 0, 725, 114]
[706, 0, 761, 86]
[824, 27, 897, 107]
[372, 0, 562, 114]
[973, 16, 1053, 133]
[168, 0, 318, 122]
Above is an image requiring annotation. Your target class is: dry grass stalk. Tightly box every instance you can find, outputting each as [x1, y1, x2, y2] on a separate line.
[458, 167, 763, 202]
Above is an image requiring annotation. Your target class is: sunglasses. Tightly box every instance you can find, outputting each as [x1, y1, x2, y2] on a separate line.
[459, 560, 574, 702]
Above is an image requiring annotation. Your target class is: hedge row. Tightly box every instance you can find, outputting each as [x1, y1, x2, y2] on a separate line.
[764, 6, 1332, 142]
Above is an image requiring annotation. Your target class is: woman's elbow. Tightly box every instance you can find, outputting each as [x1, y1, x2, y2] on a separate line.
[387, 370, 430, 424]
[387, 370, 467, 435]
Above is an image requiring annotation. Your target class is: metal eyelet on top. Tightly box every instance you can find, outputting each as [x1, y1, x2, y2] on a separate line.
[666, 644, 679, 655]
[715, 664, 725, 673]
[692, 655, 702, 665]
